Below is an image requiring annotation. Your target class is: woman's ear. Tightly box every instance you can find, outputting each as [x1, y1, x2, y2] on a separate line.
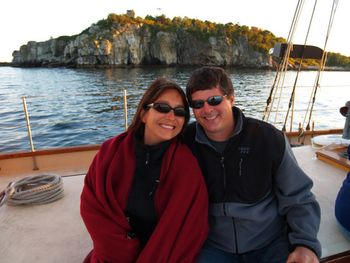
[140, 109, 147, 123]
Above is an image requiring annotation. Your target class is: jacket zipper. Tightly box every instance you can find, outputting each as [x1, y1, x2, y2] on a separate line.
[239, 158, 243, 176]
[232, 217, 239, 253]
[221, 156, 228, 217]
[145, 152, 150, 165]
[233, 158, 242, 252]
[220, 156, 226, 189]
[222, 154, 240, 253]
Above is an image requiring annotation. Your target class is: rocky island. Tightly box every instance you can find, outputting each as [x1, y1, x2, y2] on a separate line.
[11, 11, 283, 68]
[10, 11, 350, 69]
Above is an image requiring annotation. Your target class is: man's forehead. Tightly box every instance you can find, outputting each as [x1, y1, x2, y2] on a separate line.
[192, 86, 223, 96]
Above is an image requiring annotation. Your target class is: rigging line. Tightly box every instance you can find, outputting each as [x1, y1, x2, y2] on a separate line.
[267, 50, 288, 123]
[304, 0, 339, 130]
[273, 67, 292, 125]
[262, 63, 280, 121]
[304, 51, 328, 130]
[265, 64, 283, 121]
[267, 37, 292, 122]
[267, 60, 286, 122]
[286, 0, 304, 42]
[272, 64, 288, 123]
[263, 0, 304, 122]
[304, 69, 322, 130]
[283, 0, 318, 132]
[270, 0, 305, 124]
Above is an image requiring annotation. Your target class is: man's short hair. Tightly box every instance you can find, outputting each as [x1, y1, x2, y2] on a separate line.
[186, 66, 234, 103]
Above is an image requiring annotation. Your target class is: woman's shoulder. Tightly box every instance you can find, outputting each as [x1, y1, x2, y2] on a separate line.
[161, 141, 205, 190]
[174, 139, 196, 156]
[172, 140, 202, 171]
[99, 131, 129, 151]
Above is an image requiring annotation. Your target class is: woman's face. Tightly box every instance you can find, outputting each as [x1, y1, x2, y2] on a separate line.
[142, 89, 186, 145]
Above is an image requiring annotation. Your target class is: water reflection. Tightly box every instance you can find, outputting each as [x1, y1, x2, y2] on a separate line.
[0, 67, 349, 152]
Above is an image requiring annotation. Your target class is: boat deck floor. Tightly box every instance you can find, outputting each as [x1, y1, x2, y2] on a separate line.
[0, 172, 91, 262]
[0, 146, 350, 262]
[293, 146, 350, 260]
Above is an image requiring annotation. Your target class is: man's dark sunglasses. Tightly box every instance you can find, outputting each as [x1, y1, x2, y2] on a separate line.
[146, 103, 188, 117]
[190, 95, 227, 109]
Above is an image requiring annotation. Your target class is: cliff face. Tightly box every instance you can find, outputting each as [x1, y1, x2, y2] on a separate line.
[12, 22, 271, 68]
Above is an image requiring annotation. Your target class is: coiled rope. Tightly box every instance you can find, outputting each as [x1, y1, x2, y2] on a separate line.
[0, 174, 64, 207]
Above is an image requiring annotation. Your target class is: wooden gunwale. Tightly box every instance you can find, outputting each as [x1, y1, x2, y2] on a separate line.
[285, 128, 343, 138]
[0, 127, 343, 160]
[320, 250, 350, 263]
[0, 144, 100, 160]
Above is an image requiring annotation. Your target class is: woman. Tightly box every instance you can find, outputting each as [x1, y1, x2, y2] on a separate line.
[80, 77, 209, 263]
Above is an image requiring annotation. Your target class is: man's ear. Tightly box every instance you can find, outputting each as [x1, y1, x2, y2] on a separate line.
[229, 95, 235, 106]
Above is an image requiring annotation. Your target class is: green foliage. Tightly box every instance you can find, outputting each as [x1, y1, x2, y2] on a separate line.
[89, 13, 145, 32]
[76, 12, 350, 68]
[87, 13, 284, 47]
[245, 27, 285, 53]
[56, 35, 76, 42]
[96, 18, 113, 30]
[106, 13, 139, 25]
[286, 52, 350, 69]
[326, 52, 350, 68]
[288, 58, 321, 68]
[69, 12, 350, 68]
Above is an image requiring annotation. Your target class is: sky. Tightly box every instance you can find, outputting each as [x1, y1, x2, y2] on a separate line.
[0, 0, 348, 62]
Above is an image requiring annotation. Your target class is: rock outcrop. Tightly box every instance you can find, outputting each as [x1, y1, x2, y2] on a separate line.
[12, 19, 272, 68]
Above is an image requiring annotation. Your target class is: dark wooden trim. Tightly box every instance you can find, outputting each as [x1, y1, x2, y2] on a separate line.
[0, 144, 100, 160]
[321, 250, 350, 263]
[285, 128, 343, 138]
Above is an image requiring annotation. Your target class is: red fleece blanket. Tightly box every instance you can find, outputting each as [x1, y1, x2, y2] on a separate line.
[81, 131, 208, 263]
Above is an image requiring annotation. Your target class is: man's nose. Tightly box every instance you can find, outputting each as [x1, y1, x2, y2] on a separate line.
[202, 101, 213, 112]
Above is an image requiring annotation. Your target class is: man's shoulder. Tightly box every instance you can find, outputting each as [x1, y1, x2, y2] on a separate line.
[244, 117, 285, 149]
[245, 117, 283, 136]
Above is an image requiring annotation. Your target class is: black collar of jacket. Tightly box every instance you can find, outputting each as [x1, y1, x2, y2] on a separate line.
[134, 126, 171, 164]
[194, 106, 245, 148]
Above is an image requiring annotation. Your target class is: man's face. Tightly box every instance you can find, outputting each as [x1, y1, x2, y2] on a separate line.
[191, 86, 235, 142]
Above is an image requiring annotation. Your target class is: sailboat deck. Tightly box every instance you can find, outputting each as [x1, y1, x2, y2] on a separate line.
[0, 175, 91, 263]
[293, 146, 350, 260]
[0, 145, 349, 262]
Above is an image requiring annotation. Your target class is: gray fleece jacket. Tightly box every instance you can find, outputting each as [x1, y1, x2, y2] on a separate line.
[183, 107, 322, 257]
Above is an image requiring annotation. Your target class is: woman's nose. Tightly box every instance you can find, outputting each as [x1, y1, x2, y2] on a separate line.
[165, 110, 176, 119]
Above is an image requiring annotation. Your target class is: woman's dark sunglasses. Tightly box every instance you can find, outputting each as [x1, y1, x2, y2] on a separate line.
[146, 103, 188, 117]
[190, 95, 227, 109]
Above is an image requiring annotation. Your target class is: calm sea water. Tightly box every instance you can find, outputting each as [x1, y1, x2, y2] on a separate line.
[0, 66, 349, 153]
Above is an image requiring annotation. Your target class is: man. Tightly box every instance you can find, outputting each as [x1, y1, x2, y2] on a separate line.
[183, 66, 321, 263]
